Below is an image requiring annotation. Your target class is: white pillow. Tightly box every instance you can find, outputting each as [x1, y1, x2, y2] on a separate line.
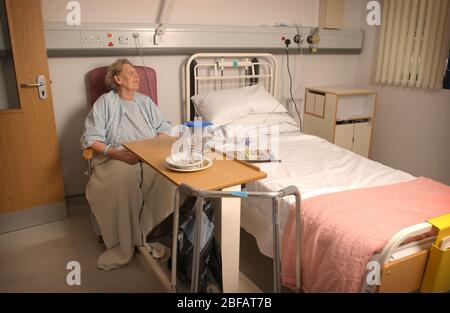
[247, 85, 287, 114]
[191, 88, 252, 127]
[228, 112, 297, 127]
[191, 85, 286, 127]
[220, 113, 300, 139]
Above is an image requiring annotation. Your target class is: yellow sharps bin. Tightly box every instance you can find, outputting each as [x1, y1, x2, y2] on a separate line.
[421, 213, 450, 293]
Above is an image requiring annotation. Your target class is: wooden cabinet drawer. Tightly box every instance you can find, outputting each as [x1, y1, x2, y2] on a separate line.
[306, 92, 316, 114]
[314, 94, 325, 117]
[305, 91, 325, 117]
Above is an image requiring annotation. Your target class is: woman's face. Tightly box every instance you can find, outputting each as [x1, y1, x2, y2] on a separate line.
[114, 64, 140, 92]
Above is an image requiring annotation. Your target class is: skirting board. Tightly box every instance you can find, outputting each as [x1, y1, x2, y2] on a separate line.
[0, 202, 67, 234]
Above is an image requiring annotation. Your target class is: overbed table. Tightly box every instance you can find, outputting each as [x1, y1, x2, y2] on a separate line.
[124, 135, 267, 292]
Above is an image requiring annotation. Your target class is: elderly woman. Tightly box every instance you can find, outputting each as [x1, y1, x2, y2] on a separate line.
[81, 59, 175, 270]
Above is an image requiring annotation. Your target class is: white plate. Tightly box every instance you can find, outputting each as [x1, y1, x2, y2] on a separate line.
[166, 157, 213, 172]
[166, 153, 204, 168]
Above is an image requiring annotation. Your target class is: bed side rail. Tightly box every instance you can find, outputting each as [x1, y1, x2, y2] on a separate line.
[374, 215, 450, 293]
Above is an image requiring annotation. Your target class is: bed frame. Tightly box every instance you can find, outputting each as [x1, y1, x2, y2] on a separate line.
[184, 53, 278, 122]
[183, 53, 449, 293]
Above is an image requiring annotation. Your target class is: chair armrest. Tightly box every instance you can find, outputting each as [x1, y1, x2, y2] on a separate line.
[82, 148, 94, 160]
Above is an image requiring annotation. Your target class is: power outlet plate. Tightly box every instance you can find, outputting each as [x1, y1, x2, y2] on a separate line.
[286, 98, 303, 113]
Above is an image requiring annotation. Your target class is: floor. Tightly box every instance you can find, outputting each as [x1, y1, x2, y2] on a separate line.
[0, 197, 165, 293]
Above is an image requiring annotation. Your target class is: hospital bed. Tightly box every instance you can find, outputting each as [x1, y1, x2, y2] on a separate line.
[184, 53, 450, 293]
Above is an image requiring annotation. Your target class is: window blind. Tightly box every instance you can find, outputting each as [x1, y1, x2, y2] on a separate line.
[375, 0, 450, 90]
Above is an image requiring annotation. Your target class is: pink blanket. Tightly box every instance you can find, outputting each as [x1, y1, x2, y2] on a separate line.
[281, 177, 450, 292]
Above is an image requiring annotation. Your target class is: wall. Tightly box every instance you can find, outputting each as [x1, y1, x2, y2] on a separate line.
[42, 0, 319, 25]
[42, 0, 361, 196]
[354, 0, 450, 184]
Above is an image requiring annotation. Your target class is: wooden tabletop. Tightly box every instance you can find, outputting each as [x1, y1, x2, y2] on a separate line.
[124, 136, 267, 191]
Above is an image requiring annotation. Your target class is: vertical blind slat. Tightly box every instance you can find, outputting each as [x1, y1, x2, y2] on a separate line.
[417, 0, 440, 88]
[387, 0, 404, 84]
[375, 0, 390, 82]
[381, 0, 397, 83]
[423, 0, 443, 88]
[394, 0, 411, 85]
[408, 0, 428, 87]
[401, 0, 420, 86]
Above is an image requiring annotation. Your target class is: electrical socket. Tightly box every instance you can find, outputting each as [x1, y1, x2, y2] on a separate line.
[286, 98, 303, 126]
[286, 98, 304, 122]
[286, 98, 303, 109]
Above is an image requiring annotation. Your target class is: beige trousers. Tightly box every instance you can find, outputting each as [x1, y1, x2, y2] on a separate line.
[86, 156, 177, 271]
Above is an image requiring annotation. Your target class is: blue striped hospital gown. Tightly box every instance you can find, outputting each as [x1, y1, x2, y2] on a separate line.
[80, 91, 172, 150]
[114, 98, 154, 148]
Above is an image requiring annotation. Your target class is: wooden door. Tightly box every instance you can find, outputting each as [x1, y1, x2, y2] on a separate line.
[0, 0, 65, 233]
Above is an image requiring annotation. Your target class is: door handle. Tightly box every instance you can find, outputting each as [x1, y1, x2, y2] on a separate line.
[20, 75, 48, 100]
[21, 82, 44, 88]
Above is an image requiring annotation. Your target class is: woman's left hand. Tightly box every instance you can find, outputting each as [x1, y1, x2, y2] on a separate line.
[157, 132, 169, 138]
[109, 149, 140, 165]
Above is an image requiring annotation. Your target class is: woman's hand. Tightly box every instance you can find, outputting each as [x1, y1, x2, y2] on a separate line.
[109, 149, 140, 165]
[87, 141, 140, 165]
[157, 132, 169, 138]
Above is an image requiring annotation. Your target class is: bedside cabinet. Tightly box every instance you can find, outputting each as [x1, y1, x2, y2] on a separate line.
[303, 86, 377, 158]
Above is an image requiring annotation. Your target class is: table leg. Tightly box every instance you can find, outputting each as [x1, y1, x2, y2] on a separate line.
[216, 184, 241, 293]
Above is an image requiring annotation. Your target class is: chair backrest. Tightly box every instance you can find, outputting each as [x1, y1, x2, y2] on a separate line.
[87, 66, 158, 106]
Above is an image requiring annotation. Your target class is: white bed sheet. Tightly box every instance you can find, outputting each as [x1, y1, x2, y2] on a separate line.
[239, 132, 416, 258]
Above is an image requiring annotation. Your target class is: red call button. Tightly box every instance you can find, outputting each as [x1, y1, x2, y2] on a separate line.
[108, 42, 114, 47]
[107, 33, 113, 38]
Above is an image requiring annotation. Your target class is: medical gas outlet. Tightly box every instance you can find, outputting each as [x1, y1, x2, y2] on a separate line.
[307, 28, 321, 53]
